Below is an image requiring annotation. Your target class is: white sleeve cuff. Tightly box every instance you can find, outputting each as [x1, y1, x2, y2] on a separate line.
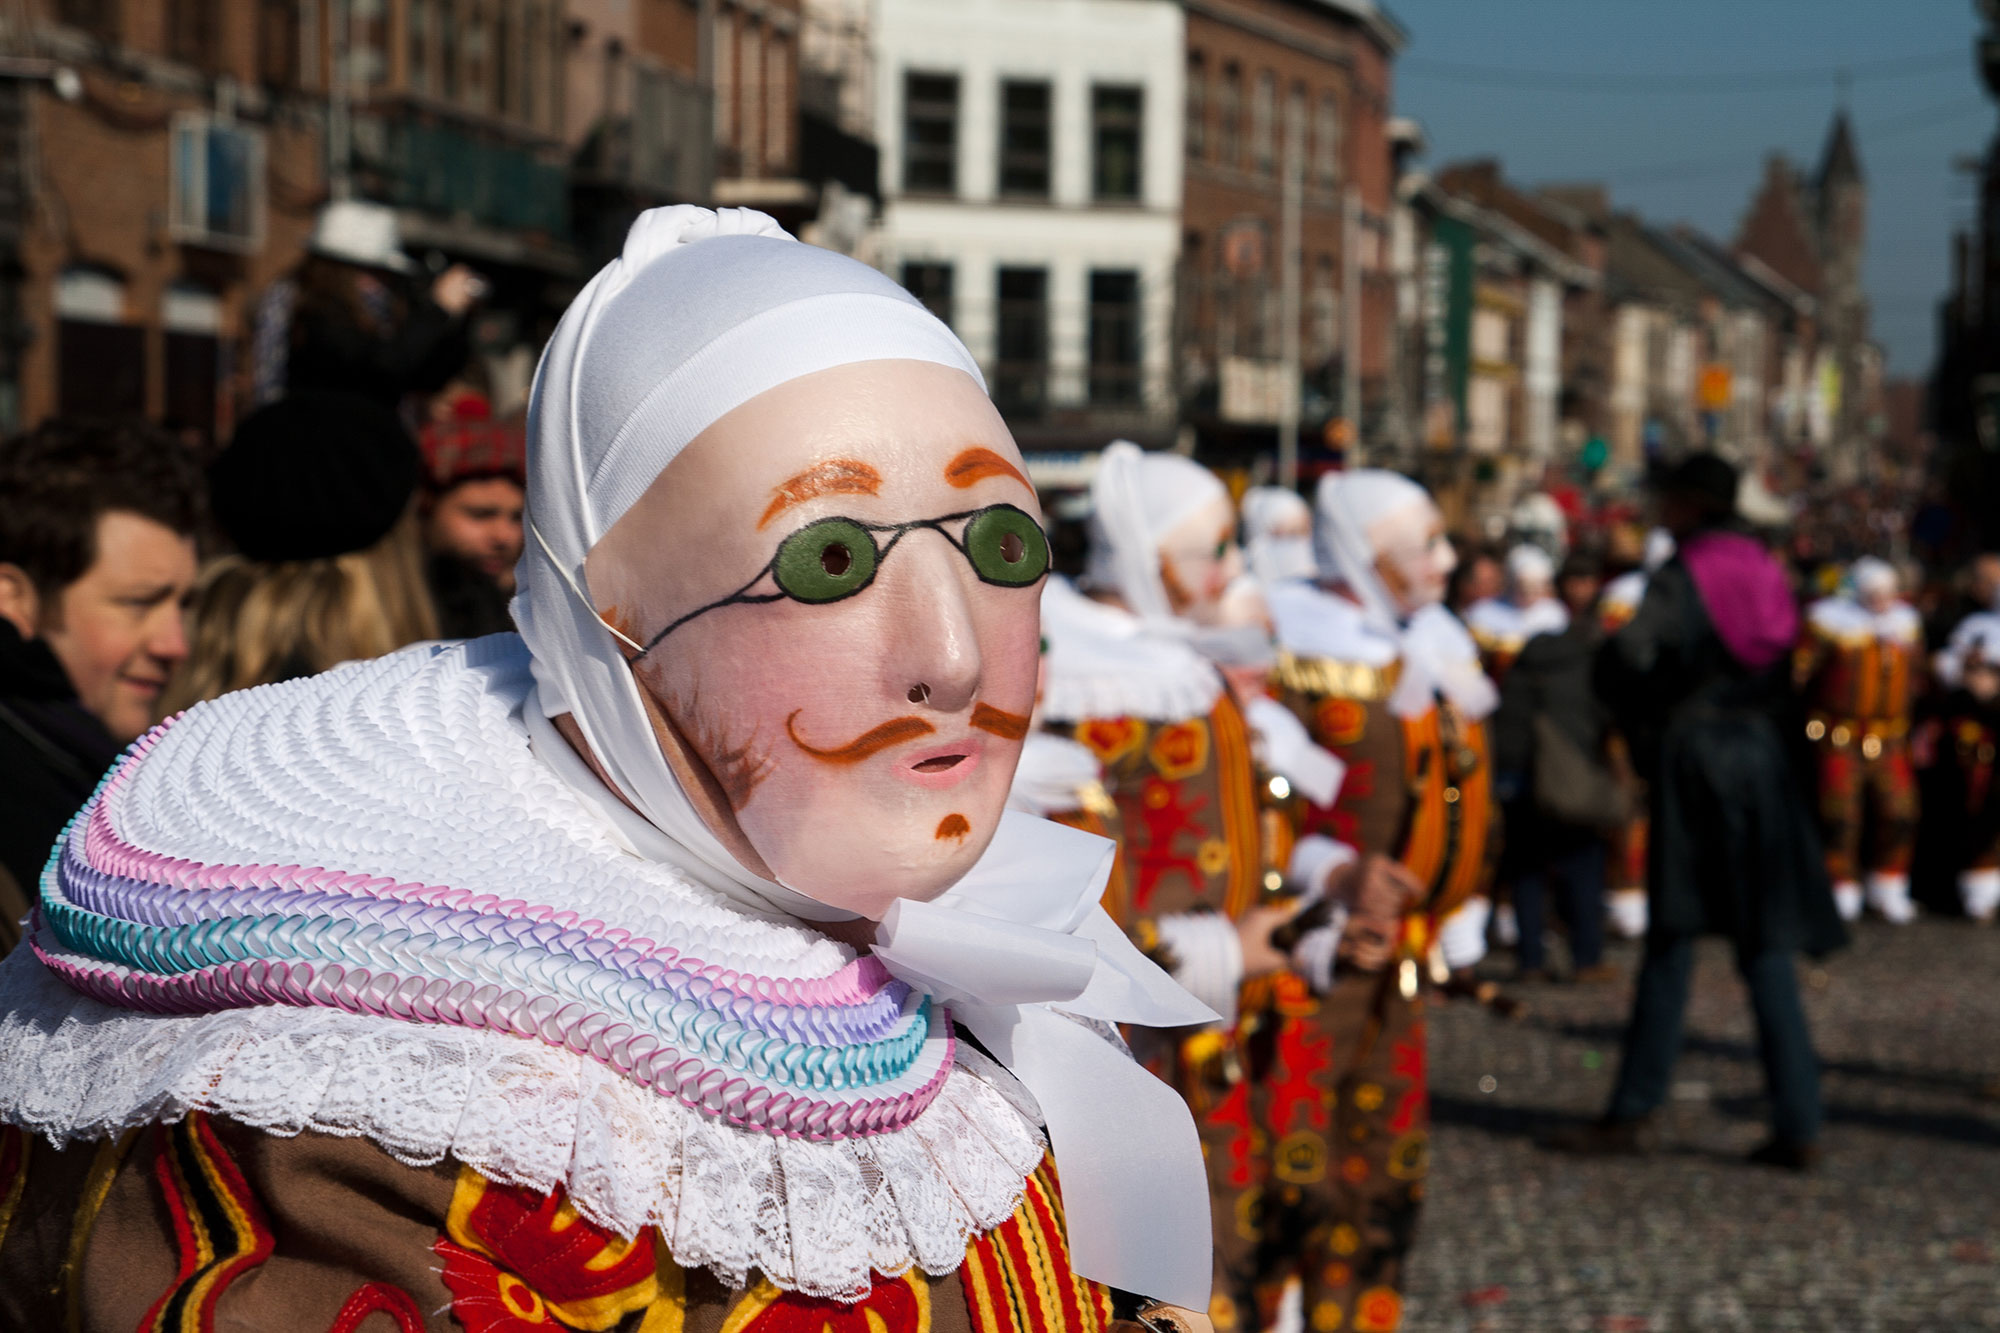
[1289, 914, 1348, 994]
[1153, 913, 1244, 1027]
[1245, 695, 1346, 807]
[1437, 896, 1492, 971]
[1288, 835, 1358, 903]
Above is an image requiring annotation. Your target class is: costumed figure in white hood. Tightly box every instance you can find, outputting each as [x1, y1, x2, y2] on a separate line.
[1465, 543, 1568, 679]
[0, 209, 1218, 1332]
[1931, 611, 2000, 921]
[1033, 442, 1309, 1333]
[1793, 556, 1923, 924]
[1257, 469, 1501, 1333]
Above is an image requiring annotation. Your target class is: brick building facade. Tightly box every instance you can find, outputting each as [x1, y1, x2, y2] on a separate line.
[1176, 0, 1402, 468]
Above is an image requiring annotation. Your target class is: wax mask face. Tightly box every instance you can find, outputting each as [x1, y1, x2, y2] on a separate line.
[586, 360, 1046, 918]
[1367, 499, 1455, 616]
[1158, 493, 1244, 625]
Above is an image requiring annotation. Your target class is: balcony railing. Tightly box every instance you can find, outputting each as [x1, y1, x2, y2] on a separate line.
[354, 106, 568, 239]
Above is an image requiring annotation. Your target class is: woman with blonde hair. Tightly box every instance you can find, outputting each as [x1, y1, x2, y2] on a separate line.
[164, 391, 437, 711]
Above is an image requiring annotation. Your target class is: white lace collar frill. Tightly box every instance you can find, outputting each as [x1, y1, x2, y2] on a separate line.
[0, 637, 1049, 1300]
[1037, 577, 1224, 724]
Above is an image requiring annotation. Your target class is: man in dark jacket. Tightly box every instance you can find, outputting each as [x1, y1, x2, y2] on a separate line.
[1494, 551, 1615, 981]
[0, 421, 204, 949]
[1557, 454, 1843, 1170]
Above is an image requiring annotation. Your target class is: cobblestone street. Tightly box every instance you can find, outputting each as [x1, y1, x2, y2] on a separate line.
[1404, 919, 2000, 1331]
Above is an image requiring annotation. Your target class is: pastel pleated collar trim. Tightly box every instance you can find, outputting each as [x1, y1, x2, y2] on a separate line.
[0, 636, 1056, 1298]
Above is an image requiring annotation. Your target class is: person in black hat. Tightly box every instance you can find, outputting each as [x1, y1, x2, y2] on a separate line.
[1552, 453, 1842, 1170]
[163, 391, 439, 711]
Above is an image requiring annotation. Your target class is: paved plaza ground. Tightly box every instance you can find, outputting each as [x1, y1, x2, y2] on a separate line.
[1402, 918, 2000, 1331]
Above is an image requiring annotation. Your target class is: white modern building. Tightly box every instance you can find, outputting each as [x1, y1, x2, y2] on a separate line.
[873, 0, 1185, 447]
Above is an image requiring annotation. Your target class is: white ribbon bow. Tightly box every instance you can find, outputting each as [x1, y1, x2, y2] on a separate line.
[873, 812, 1217, 1311]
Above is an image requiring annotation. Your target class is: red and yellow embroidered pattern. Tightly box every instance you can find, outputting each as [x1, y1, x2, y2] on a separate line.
[1149, 719, 1212, 782]
[1314, 698, 1368, 748]
[961, 1155, 1115, 1333]
[1075, 717, 1146, 766]
[436, 1166, 683, 1332]
[141, 1112, 276, 1333]
[720, 1270, 929, 1333]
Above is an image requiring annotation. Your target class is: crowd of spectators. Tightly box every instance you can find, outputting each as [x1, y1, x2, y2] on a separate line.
[0, 201, 524, 930]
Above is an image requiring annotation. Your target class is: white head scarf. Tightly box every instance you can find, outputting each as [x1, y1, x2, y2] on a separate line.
[1850, 556, 1899, 599]
[1241, 485, 1318, 585]
[513, 207, 1213, 1308]
[1084, 441, 1228, 623]
[1313, 469, 1498, 721]
[1506, 543, 1556, 595]
[515, 205, 981, 913]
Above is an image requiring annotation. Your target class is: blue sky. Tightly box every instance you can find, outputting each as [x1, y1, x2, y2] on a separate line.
[1387, 0, 1994, 377]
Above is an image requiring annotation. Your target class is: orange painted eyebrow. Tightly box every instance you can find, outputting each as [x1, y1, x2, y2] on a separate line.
[944, 447, 1033, 493]
[758, 458, 884, 529]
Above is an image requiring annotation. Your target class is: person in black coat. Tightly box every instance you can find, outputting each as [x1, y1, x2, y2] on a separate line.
[1556, 454, 1843, 1170]
[1493, 552, 1616, 981]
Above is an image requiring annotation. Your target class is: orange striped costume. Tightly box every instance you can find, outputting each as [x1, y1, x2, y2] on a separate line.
[1254, 645, 1498, 1333]
[1794, 598, 1922, 885]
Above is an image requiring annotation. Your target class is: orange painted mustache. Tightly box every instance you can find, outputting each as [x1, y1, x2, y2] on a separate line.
[969, 702, 1030, 740]
[785, 700, 1032, 764]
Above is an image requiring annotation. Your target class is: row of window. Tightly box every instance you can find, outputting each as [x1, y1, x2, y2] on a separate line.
[903, 72, 1145, 203]
[1186, 51, 1342, 188]
[901, 263, 1144, 409]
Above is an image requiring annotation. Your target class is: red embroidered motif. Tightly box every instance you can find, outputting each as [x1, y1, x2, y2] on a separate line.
[327, 1283, 425, 1333]
[1267, 1017, 1333, 1136]
[1387, 1025, 1428, 1136]
[1129, 776, 1213, 911]
[1204, 1080, 1258, 1190]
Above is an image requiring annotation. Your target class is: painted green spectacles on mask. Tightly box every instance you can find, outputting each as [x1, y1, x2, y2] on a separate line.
[635, 504, 1050, 656]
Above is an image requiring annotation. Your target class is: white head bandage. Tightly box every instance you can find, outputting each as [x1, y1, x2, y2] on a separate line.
[1083, 441, 1228, 623]
[514, 206, 981, 908]
[1241, 485, 1318, 585]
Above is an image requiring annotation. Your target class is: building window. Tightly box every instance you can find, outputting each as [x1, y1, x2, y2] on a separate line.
[167, 0, 222, 70]
[1185, 53, 1206, 160]
[715, 14, 736, 150]
[1314, 90, 1340, 189]
[494, 0, 514, 116]
[1092, 85, 1142, 202]
[1251, 71, 1275, 175]
[999, 80, 1052, 198]
[439, 0, 460, 100]
[1218, 63, 1240, 167]
[1089, 270, 1141, 406]
[168, 113, 266, 253]
[903, 72, 959, 194]
[259, 0, 300, 89]
[993, 267, 1048, 416]
[902, 262, 954, 328]
[162, 282, 224, 450]
[55, 267, 143, 422]
[767, 32, 790, 169]
[55, 0, 117, 43]
[743, 24, 765, 174]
